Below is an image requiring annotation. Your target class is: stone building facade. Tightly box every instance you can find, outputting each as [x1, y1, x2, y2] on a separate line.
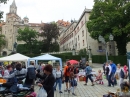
[59, 8, 130, 55]
[59, 8, 117, 55]
[1, 0, 43, 55]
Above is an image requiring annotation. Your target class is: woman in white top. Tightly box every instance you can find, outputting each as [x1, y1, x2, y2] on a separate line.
[115, 64, 121, 79]
[53, 66, 63, 93]
[3, 65, 13, 81]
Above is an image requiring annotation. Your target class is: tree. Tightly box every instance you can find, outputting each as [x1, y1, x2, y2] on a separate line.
[0, 34, 6, 52]
[17, 27, 38, 54]
[0, 0, 8, 20]
[40, 23, 59, 52]
[87, 0, 130, 55]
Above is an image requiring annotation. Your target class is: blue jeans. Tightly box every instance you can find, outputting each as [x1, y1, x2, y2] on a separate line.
[112, 73, 117, 85]
[86, 74, 93, 83]
[108, 73, 114, 86]
[54, 78, 62, 91]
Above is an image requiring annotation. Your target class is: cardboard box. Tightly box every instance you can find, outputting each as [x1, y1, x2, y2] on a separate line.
[79, 76, 85, 81]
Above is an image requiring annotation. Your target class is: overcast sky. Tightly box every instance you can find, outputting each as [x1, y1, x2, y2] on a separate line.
[0, 0, 94, 23]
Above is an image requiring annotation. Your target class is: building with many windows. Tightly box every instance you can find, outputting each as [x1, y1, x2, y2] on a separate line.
[59, 8, 130, 55]
[59, 8, 117, 55]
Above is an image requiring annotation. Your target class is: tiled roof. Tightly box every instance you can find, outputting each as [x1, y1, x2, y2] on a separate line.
[56, 20, 70, 27]
[0, 23, 5, 27]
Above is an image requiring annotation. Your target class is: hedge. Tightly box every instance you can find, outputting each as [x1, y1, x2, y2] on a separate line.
[24, 54, 127, 65]
[92, 55, 127, 65]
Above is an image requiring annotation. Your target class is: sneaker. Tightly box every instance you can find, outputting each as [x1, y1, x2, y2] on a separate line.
[101, 82, 104, 85]
[91, 84, 94, 86]
[72, 93, 77, 96]
[59, 91, 63, 93]
[64, 89, 68, 92]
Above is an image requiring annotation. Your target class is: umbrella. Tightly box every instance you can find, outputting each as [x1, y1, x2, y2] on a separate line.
[68, 60, 79, 65]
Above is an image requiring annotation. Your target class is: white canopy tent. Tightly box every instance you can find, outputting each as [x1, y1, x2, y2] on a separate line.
[28, 54, 62, 69]
[0, 53, 30, 67]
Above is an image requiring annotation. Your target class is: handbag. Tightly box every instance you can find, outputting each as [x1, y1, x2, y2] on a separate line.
[37, 87, 47, 97]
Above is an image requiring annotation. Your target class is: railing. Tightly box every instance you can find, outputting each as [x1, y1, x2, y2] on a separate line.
[41, 50, 72, 55]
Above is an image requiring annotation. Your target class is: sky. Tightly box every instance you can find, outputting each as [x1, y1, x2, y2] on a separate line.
[0, 0, 94, 23]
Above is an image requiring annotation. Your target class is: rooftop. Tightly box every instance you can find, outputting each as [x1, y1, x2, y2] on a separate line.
[56, 20, 70, 27]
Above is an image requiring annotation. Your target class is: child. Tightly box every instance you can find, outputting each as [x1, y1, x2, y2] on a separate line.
[94, 70, 103, 85]
[68, 72, 77, 96]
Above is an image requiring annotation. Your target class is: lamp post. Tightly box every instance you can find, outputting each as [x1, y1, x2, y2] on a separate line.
[88, 46, 92, 66]
[72, 46, 75, 56]
[98, 34, 114, 62]
[88, 46, 92, 59]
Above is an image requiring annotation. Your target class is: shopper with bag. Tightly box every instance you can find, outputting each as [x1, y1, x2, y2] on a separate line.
[37, 64, 55, 97]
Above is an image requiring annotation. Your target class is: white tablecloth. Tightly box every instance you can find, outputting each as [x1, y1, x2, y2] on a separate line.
[78, 71, 96, 76]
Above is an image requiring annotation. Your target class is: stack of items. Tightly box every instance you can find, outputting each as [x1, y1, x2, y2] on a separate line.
[78, 70, 86, 81]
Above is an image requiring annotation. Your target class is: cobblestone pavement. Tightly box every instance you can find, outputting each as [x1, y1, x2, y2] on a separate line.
[35, 63, 126, 97]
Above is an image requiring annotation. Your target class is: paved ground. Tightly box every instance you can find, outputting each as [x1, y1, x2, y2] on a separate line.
[35, 63, 126, 97]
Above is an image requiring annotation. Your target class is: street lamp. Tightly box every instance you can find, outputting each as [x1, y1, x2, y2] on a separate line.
[109, 34, 114, 41]
[87, 46, 92, 66]
[98, 34, 114, 62]
[72, 46, 75, 56]
[88, 46, 92, 59]
[109, 34, 114, 55]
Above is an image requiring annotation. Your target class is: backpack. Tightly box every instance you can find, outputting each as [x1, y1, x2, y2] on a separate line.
[120, 69, 125, 78]
[27, 67, 36, 79]
[105, 67, 109, 75]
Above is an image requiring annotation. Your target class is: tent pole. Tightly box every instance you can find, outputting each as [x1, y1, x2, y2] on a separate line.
[59, 59, 62, 70]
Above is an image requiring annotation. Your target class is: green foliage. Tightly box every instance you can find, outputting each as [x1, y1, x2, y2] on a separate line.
[0, 34, 6, 51]
[92, 55, 127, 65]
[17, 27, 39, 54]
[40, 23, 59, 52]
[24, 53, 126, 65]
[0, 0, 8, 20]
[87, 0, 130, 55]
[79, 48, 87, 55]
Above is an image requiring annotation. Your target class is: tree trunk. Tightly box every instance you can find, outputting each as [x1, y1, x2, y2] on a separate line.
[115, 35, 127, 55]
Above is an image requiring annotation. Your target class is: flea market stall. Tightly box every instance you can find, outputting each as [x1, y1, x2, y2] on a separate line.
[28, 54, 62, 70]
[0, 53, 30, 68]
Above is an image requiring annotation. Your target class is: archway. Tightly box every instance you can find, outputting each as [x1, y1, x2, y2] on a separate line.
[2, 51, 7, 56]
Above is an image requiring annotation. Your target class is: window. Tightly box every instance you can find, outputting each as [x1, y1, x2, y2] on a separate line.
[99, 46, 102, 50]
[82, 30, 84, 36]
[78, 35, 79, 41]
[83, 40, 84, 46]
